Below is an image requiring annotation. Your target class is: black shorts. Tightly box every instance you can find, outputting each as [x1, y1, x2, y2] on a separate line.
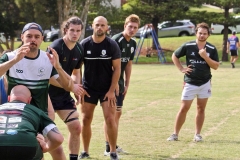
[84, 89, 108, 105]
[230, 50, 238, 56]
[0, 146, 38, 160]
[52, 98, 76, 110]
[116, 93, 124, 107]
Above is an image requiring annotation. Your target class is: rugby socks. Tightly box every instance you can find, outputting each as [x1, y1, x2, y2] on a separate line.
[106, 141, 110, 152]
[69, 154, 78, 160]
[105, 141, 119, 152]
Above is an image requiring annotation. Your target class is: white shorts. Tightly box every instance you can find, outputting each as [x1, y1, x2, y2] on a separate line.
[181, 81, 211, 100]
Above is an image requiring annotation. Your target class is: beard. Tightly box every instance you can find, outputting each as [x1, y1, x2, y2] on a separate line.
[95, 30, 105, 37]
[198, 37, 207, 42]
[29, 43, 38, 52]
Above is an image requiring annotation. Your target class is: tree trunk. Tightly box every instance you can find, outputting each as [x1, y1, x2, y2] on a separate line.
[222, 7, 230, 61]
[57, 0, 72, 37]
[79, 0, 92, 41]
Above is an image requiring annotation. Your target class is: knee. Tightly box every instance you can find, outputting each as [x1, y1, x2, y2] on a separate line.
[81, 115, 92, 126]
[68, 121, 81, 135]
[105, 116, 116, 127]
[197, 107, 205, 114]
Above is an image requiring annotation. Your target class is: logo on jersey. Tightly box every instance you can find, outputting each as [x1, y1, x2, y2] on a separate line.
[121, 57, 130, 62]
[87, 51, 91, 54]
[37, 67, 45, 77]
[6, 129, 18, 135]
[189, 59, 206, 64]
[101, 50, 107, 57]
[0, 116, 7, 123]
[16, 69, 23, 73]
[131, 47, 134, 53]
[72, 58, 78, 61]
[63, 57, 67, 61]
[207, 52, 210, 57]
[7, 124, 18, 128]
[8, 117, 22, 123]
[122, 48, 125, 52]
[0, 130, 5, 134]
[127, 44, 130, 47]
[191, 52, 195, 56]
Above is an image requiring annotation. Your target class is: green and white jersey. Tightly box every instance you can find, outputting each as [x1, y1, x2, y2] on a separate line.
[0, 101, 56, 147]
[174, 40, 219, 86]
[0, 49, 59, 112]
[112, 33, 136, 93]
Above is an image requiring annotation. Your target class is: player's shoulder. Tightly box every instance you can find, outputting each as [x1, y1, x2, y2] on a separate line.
[50, 38, 64, 49]
[80, 36, 92, 45]
[111, 32, 123, 41]
[206, 41, 216, 50]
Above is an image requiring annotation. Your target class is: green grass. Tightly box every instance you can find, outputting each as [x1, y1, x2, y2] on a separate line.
[43, 63, 240, 159]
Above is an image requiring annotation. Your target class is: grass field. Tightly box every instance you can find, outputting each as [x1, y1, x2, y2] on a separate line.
[43, 62, 240, 160]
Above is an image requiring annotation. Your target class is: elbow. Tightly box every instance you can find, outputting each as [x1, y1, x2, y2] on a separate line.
[212, 63, 220, 70]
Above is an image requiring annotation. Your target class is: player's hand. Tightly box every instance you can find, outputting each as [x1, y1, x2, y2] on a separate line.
[104, 91, 116, 107]
[199, 48, 207, 59]
[36, 133, 49, 153]
[46, 47, 61, 69]
[75, 90, 90, 105]
[72, 84, 85, 96]
[180, 65, 193, 75]
[14, 42, 30, 62]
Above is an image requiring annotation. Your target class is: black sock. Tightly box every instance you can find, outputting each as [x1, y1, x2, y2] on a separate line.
[69, 154, 78, 160]
[106, 141, 110, 152]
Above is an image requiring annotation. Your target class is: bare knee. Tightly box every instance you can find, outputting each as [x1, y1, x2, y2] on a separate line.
[68, 120, 81, 135]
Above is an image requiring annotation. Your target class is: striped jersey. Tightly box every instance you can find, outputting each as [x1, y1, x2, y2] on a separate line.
[174, 40, 219, 86]
[0, 49, 58, 112]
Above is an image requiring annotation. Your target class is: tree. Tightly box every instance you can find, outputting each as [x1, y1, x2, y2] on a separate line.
[203, 0, 240, 61]
[0, 0, 21, 51]
[122, 0, 202, 49]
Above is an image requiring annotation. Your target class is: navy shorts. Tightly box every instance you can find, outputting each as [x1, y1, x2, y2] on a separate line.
[230, 50, 238, 56]
[84, 89, 108, 105]
[116, 93, 124, 107]
[52, 98, 76, 110]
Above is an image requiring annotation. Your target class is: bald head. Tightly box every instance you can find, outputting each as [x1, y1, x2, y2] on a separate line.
[93, 16, 108, 25]
[9, 85, 32, 103]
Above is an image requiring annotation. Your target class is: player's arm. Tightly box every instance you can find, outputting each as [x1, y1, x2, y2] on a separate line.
[47, 47, 74, 92]
[37, 127, 64, 153]
[172, 53, 193, 75]
[110, 58, 121, 93]
[123, 60, 133, 95]
[0, 43, 30, 76]
[226, 41, 229, 53]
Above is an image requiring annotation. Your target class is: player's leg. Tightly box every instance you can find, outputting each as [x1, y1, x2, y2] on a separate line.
[101, 100, 117, 154]
[167, 83, 196, 141]
[79, 93, 98, 158]
[57, 108, 81, 160]
[104, 93, 125, 155]
[195, 98, 208, 134]
[194, 80, 211, 141]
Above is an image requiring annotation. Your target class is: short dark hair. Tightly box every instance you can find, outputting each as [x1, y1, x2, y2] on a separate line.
[61, 16, 83, 35]
[195, 22, 210, 35]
